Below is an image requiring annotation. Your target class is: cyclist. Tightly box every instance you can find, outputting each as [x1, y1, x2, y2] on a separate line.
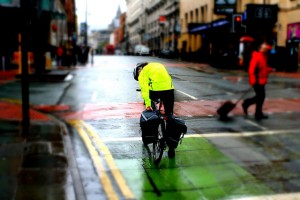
[133, 62, 176, 158]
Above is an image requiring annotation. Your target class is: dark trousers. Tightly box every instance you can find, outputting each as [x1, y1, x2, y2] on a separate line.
[244, 84, 265, 116]
[149, 89, 174, 116]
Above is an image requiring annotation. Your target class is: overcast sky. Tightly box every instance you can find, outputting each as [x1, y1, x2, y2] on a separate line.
[76, 0, 127, 31]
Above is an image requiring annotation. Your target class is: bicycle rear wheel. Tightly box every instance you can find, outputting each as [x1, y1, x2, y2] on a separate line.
[152, 120, 165, 165]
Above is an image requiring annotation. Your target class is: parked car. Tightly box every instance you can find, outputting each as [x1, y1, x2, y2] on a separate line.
[158, 49, 175, 58]
[134, 45, 150, 56]
[114, 49, 122, 55]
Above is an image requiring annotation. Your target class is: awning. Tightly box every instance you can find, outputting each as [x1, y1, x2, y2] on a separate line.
[211, 19, 230, 28]
[188, 23, 211, 33]
[188, 19, 230, 34]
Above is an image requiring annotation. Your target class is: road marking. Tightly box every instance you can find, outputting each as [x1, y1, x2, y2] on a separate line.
[185, 129, 300, 138]
[100, 129, 300, 142]
[91, 91, 98, 102]
[73, 120, 135, 200]
[102, 137, 142, 142]
[176, 89, 198, 100]
[234, 192, 300, 200]
[64, 73, 73, 81]
[68, 120, 118, 200]
[245, 119, 267, 130]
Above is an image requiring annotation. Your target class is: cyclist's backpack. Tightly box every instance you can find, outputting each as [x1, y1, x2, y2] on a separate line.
[166, 115, 187, 148]
[140, 110, 160, 145]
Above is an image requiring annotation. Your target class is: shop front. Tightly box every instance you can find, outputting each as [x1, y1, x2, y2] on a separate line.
[187, 18, 240, 68]
[286, 22, 300, 72]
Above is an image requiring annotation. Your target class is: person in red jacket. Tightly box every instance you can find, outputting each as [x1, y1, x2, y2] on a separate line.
[242, 42, 275, 120]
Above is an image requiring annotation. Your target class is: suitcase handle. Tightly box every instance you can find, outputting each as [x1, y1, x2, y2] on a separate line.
[235, 87, 252, 105]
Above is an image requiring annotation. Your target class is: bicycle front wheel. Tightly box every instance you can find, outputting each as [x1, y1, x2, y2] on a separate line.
[152, 120, 165, 165]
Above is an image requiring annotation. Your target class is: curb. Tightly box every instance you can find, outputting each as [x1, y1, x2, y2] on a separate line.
[0, 99, 84, 200]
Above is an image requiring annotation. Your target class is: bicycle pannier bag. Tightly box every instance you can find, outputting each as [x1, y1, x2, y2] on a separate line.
[140, 110, 160, 145]
[166, 115, 187, 148]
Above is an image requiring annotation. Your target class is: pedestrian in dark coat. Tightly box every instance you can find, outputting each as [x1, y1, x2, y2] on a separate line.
[242, 42, 275, 120]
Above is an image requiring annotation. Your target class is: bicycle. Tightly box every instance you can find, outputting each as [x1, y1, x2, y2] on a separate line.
[137, 88, 168, 165]
[151, 99, 167, 165]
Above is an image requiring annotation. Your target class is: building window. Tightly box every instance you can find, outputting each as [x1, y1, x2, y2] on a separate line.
[185, 13, 188, 29]
[204, 5, 208, 22]
[201, 6, 204, 23]
[190, 11, 193, 23]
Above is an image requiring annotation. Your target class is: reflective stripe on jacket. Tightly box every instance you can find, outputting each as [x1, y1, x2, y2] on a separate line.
[138, 62, 174, 107]
[248, 51, 273, 86]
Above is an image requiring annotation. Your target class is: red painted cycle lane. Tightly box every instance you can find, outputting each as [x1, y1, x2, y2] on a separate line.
[2, 98, 296, 121]
[0, 102, 51, 121]
[59, 98, 300, 120]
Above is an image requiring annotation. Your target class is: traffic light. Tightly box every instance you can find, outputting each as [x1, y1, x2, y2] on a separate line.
[232, 14, 245, 33]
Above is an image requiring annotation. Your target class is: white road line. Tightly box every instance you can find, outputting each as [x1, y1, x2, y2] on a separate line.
[64, 74, 73, 81]
[101, 129, 300, 142]
[233, 192, 300, 200]
[185, 129, 300, 138]
[103, 137, 142, 142]
[176, 89, 198, 100]
[91, 91, 98, 102]
[245, 119, 267, 130]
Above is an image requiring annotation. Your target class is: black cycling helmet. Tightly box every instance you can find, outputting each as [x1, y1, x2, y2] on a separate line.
[133, 62, 148, 81]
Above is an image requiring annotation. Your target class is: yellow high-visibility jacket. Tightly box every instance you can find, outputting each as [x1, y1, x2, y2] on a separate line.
[138, 62, 174, 107]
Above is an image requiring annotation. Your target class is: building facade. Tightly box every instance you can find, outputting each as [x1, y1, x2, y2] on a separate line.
[145, 0, 179, 55]
[0, 0, 77, 70]
[125, 0, 145, 53]
[119, 12, 128, 53]
[123, 0, 299, 70]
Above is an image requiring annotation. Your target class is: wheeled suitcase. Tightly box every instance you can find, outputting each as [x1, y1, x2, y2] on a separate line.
[217, 88, 251, 119]
[217, 101, 236, 119]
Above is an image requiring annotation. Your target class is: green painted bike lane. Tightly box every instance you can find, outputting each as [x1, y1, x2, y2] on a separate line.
[111, 137, 274, 200]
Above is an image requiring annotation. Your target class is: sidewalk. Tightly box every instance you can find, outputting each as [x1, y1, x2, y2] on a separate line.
[181, 62, 300, 79]
[0, 100, 83, 200]
[0, 68, 70, 83]
[0, 69, 18, 84]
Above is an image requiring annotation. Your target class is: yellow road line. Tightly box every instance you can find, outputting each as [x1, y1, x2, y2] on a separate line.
[79, 120, 135, 200]
[69, 120, 119, 200]
[0, 98, 24, 104]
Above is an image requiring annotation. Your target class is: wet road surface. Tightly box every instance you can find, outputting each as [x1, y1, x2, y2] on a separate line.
[1, 55, 300, 199]
[58, 56, 300, 199]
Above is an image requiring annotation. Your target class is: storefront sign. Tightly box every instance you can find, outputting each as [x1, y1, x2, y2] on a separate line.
[246, 4, 278, 24]
[189, 19, 230, 33]
[211, 19, 230, 28]
[188, 23, 210, 33]
[214, 0, 237, 15]
[159, 16, 166, 25]
[287, 22, 300, 40]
